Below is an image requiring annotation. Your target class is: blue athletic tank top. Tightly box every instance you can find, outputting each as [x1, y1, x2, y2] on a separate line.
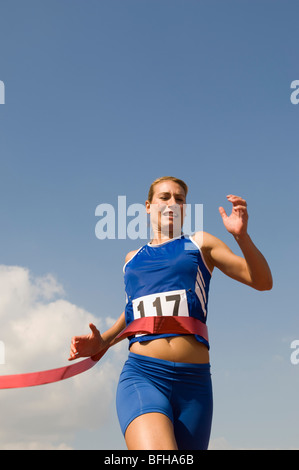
[123, 234, 212, 349]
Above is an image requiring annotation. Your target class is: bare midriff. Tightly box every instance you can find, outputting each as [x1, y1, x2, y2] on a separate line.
[130, 335, 210, 364]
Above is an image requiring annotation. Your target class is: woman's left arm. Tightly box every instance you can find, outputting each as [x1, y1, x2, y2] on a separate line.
[197, 195, 273, 291]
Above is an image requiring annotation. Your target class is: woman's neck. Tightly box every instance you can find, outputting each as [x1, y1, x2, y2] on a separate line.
[149, 231, 183, 246]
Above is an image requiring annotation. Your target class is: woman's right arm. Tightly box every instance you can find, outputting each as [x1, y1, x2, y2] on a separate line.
[68, 311, 126, 361]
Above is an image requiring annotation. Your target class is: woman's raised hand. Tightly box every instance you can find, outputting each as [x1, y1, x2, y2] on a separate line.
[219, 195, 249, 239]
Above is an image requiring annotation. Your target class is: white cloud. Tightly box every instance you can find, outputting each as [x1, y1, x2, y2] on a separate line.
[0, 265, 127, 450]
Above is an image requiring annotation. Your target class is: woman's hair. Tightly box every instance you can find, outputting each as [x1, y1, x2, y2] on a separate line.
[147, 176, 188, 203]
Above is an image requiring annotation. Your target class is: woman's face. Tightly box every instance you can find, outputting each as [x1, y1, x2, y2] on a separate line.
[146, 180, 187, 238]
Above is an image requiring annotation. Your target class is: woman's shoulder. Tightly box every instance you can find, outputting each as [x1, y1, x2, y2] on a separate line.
[123, 246, 145, 273]
[192, 231, 217, 248]
[125, 249, 140, 264]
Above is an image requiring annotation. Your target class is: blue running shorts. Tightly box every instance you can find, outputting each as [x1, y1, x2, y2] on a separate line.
[116, 352, 213, 450]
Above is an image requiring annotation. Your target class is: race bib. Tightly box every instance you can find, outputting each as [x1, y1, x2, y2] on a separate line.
[132, 289, 189, 320]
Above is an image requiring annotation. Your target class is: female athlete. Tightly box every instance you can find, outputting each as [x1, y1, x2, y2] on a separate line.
[68, 176, 273, 450]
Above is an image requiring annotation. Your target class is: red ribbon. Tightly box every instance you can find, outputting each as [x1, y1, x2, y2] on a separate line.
[0, 348, 108, 390]
[116, 316, 209, 343]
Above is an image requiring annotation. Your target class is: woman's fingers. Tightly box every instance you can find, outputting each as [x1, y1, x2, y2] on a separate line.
[68, 339, 78, 360]
[226, 195, 247, 206]
[218, 206, 227, 219]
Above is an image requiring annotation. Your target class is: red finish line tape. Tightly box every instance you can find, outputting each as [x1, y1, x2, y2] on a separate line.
[0, 316, 208, 389]
[116, 316, 209, 344]
[0, 348, 109, 390]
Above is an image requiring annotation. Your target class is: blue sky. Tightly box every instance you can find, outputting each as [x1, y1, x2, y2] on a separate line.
[0, 0, 298, 450]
